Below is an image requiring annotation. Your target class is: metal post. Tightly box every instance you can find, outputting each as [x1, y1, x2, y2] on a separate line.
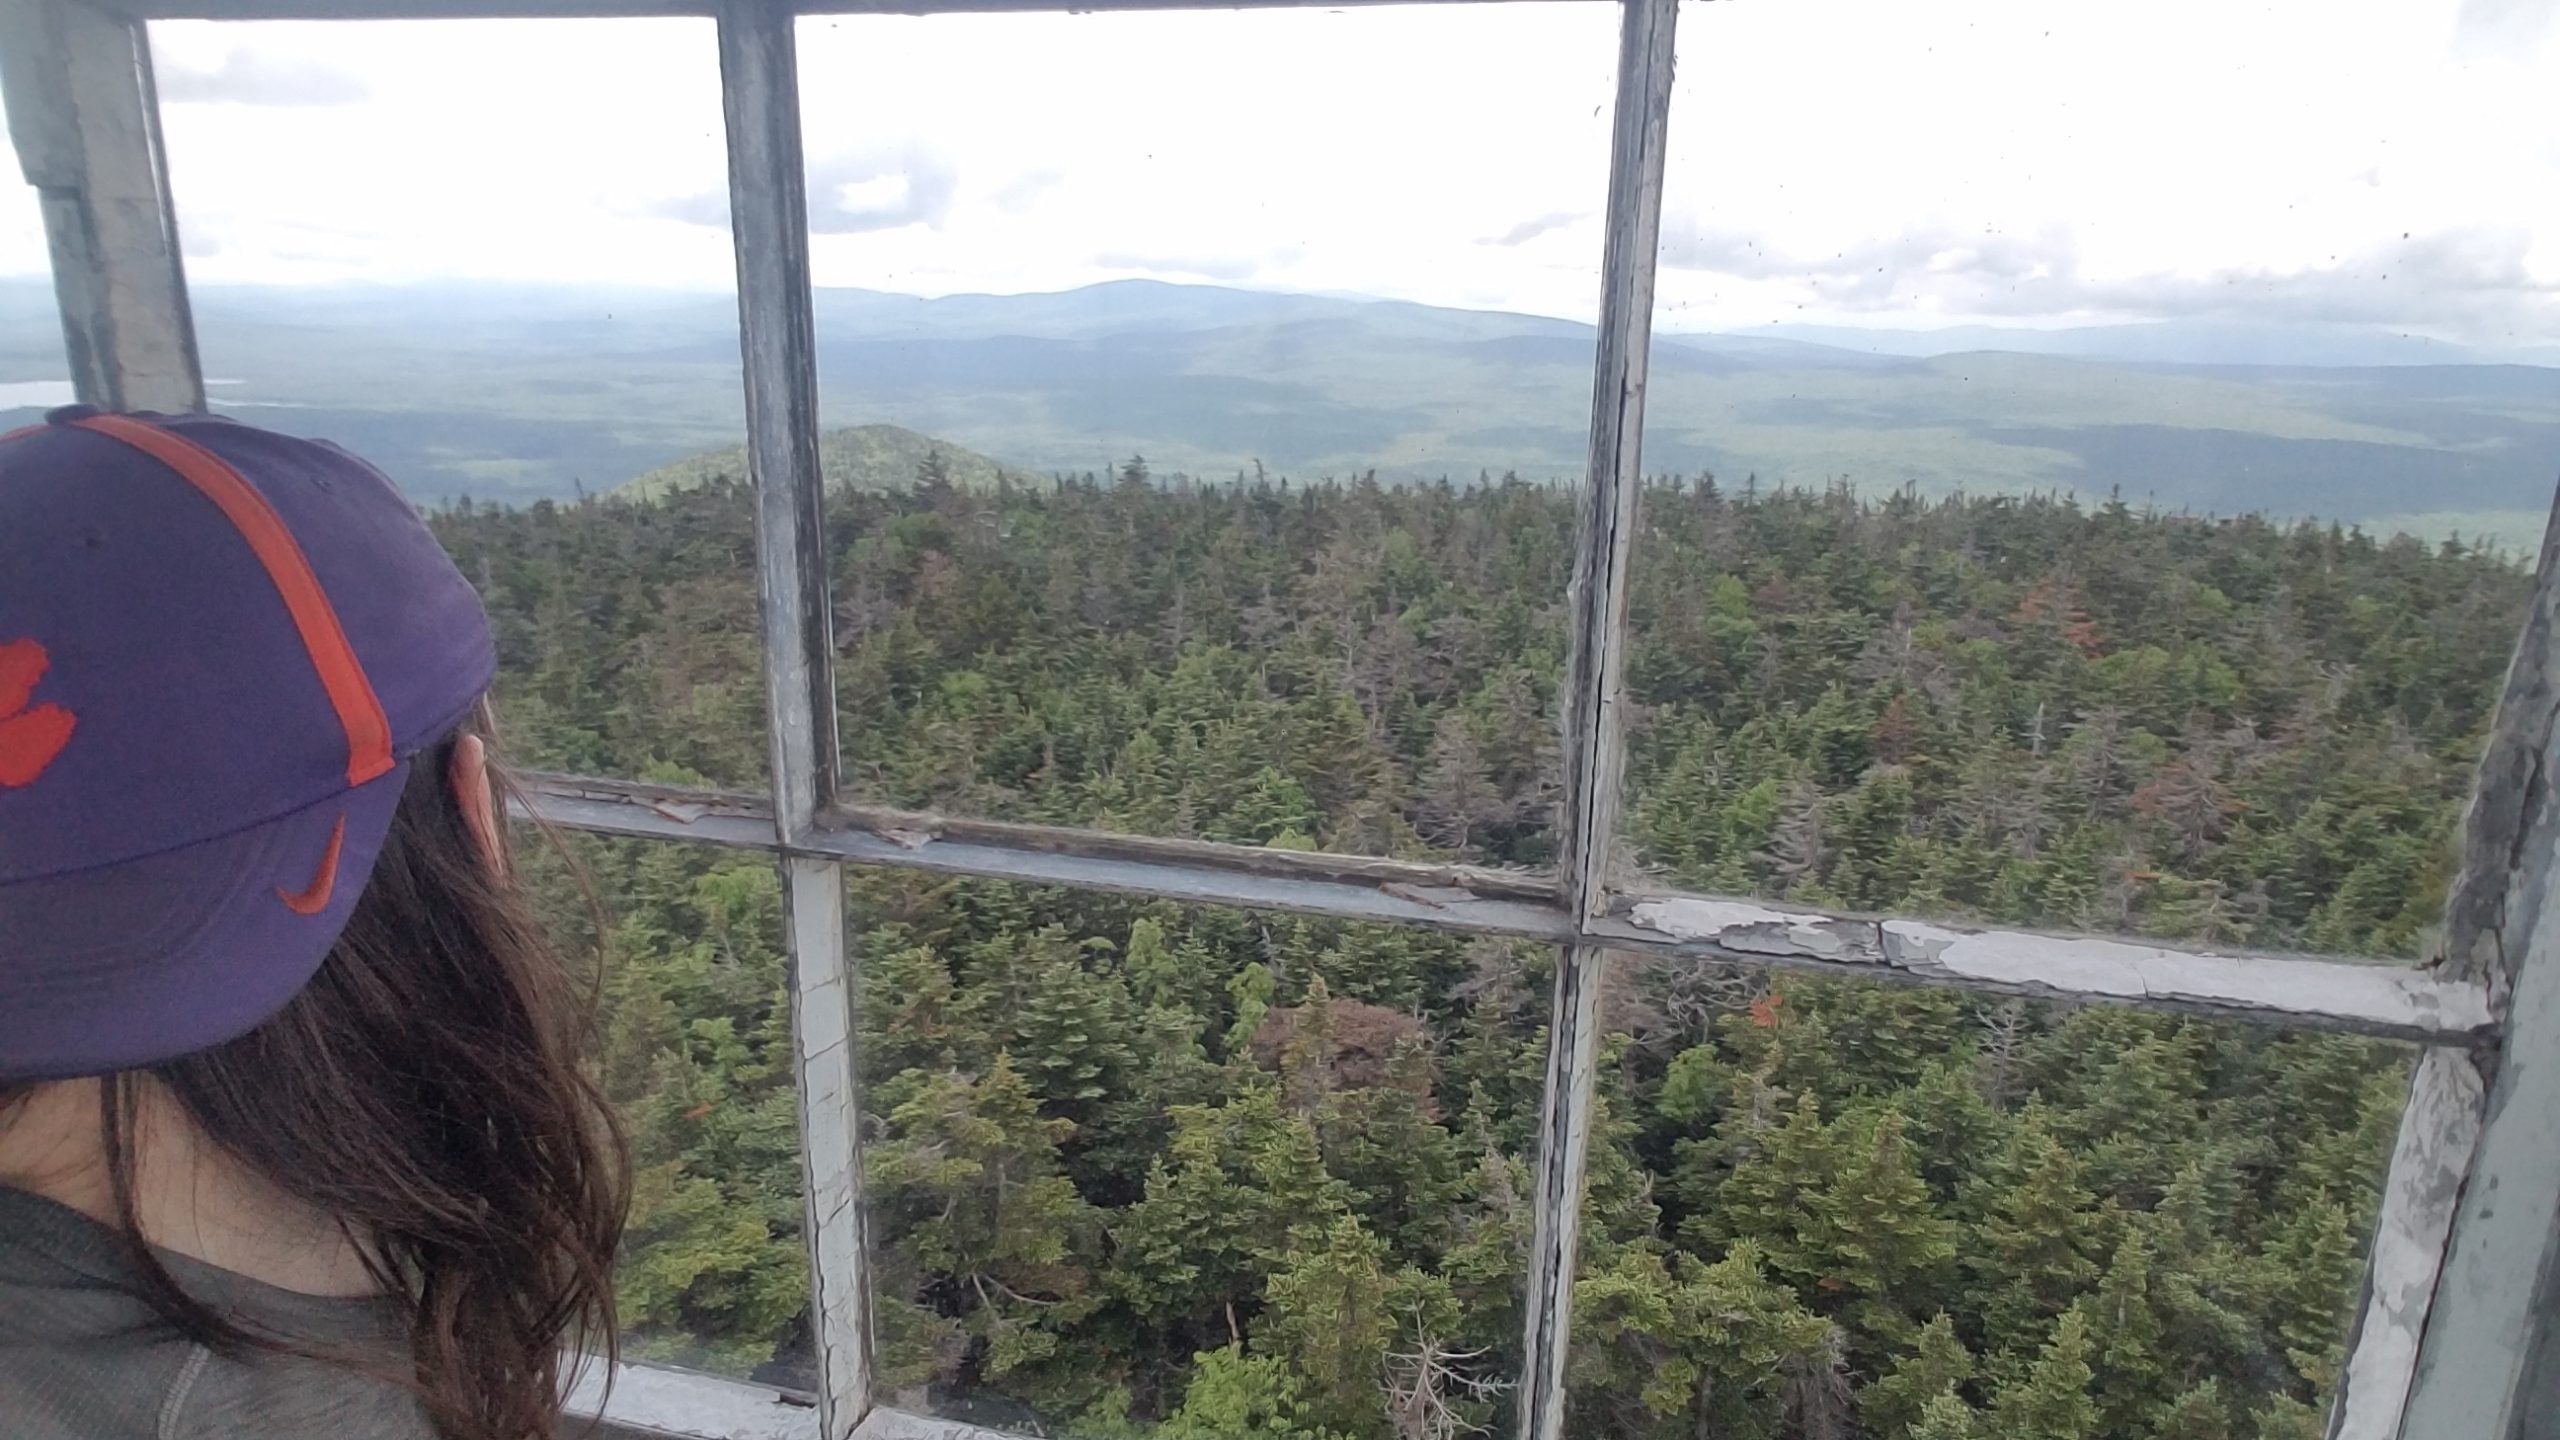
[2384, 480, 2560, 1440]
[0, 0, 204, 412]
[716, 2, 867, 1432]
[1518, 0, 1678, 1437]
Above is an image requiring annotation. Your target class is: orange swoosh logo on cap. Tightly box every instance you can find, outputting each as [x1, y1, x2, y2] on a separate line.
[278, 812, 349, 916]
[0, 638, 76, 789]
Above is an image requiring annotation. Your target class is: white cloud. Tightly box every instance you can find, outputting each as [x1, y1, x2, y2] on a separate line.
[125, 18, 734, 289]
[780, 7, 1617, 309]
[1091, 250, 1268, 284]
[1663, 219, 2559, 336]
[2456, 0, 2558, 53]
[657, 145, 962, 235]
[809, 149, 960, 235]
[1485, 212, 1586, 248]
[0, 1, 2551, 345]
[1648, 0, 2560, 343]
[156, 48, 369, 105]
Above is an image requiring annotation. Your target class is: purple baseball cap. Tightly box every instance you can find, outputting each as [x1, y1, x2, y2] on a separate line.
[0, 407, 495, 1083]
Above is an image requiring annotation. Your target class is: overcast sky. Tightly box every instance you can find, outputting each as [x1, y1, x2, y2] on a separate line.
[1, 0, 2554, 344]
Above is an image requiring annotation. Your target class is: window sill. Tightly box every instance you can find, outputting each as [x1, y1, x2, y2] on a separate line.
[564, 1361, 1019, 1440]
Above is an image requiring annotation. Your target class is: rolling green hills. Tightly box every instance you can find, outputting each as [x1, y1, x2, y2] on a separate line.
[616, 423, 1029, 501]
[5, 277, 2553, 547]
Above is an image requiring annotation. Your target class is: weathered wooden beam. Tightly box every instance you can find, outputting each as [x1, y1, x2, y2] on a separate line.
[517, 772, 1557, 901]
[780, 852, 865, 1434]
[517, 774, 1577, 940]
[2330, 1048, 2487, 1440]
[124, 0, 1608, 17]
[721, 0, 839, 842]
[824, 799, 1559, 902]
[2434, 488, 2560, 1006]
[2392, 935, 2560, 1439]
[2388, 478, 2560, 1440]
[1604, 896, 2496, 1045]
[715, 3, 866, 1433]
[1520, 0, 1679, 1437]
[0, 0, 204, 412]
[510, 774, 2500, 1044]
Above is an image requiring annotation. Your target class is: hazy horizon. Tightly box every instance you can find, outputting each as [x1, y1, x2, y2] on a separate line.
[8, 272, 2557, 370]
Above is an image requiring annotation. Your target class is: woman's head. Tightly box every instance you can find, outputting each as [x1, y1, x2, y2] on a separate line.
[0, 411, 626, 1440]
[1, 408, 500, 1077]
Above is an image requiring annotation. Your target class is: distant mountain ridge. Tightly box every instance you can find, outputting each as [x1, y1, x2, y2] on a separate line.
[3, 276, 2553, 549]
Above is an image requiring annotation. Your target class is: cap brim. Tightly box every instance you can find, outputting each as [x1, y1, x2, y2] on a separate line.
[0, 759, 410, 1083]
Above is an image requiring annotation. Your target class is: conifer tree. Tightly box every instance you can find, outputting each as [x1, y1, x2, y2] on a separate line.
[1801, 1106, 1958, 1341]
[2256, 1201, 2360, 1391]
[1966, 1111, 2104, 1356]
[1159, 1346, 1351, 1440]
[865, 1053, 1099, 1379]
[2084, 1226, 2170, 1434]
[1908, 1390, 1982, 1440]
[1986, 1309, 2100, 1440]
[1859, 1312, 1975, 1440]
[1260, 1215, 1397, 1438]
[2148, 1380, 2237, 1440]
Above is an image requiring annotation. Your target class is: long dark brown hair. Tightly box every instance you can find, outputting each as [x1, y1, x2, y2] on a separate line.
[14, 721, 628, 1440]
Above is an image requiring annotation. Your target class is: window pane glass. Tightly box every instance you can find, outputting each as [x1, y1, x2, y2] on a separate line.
[0, 178, 54, 414]
[151, 18, 773, 790]
[1567, 959, 2411, 1438]
[851, 872, 1546, 1437]
[788, 7, 1620, 863]
[431, 485, 770, 789]
[1620, 479, 2529, 958]
[515, 829, 811, 1385]
[1623, 0, 2553, 961]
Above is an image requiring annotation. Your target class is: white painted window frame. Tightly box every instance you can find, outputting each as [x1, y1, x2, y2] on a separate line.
[6, 2, 2553, 1437]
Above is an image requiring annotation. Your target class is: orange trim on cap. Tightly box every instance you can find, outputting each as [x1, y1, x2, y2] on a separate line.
[278, 812, 348, 915]
[71, 414, 395, 787]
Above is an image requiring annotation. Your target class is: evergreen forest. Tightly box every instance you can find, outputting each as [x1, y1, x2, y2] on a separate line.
[432, 456, 2532, 1440]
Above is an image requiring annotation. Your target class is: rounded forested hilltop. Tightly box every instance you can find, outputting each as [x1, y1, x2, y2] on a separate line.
[436, 455, 2527, 1440]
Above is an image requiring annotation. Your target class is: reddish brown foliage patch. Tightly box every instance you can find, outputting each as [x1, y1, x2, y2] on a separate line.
[1249, 998, 1437, 1112]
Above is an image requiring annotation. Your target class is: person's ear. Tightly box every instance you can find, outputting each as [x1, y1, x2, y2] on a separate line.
[448, 734, 507, 876]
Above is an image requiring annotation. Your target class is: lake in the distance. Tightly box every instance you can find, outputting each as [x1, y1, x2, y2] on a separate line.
[0, 380, 74, 408]
[1, 379, 262, 410]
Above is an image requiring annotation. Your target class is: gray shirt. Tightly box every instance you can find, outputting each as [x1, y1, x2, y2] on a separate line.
[0, 1185, 434, 1440]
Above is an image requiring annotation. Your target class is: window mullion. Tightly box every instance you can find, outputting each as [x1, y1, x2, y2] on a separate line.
[719, 0, 841, 835]
[123, 0, 1622, 18]
[2328, 1046, 2486, 1440]
[716, 2, 867, 1434]
[508, 771, 2502, 1044]
[1520, 0, 1679, 1437]
[1, 0, 204, 412]
[2374, 484, 2560, 1440]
